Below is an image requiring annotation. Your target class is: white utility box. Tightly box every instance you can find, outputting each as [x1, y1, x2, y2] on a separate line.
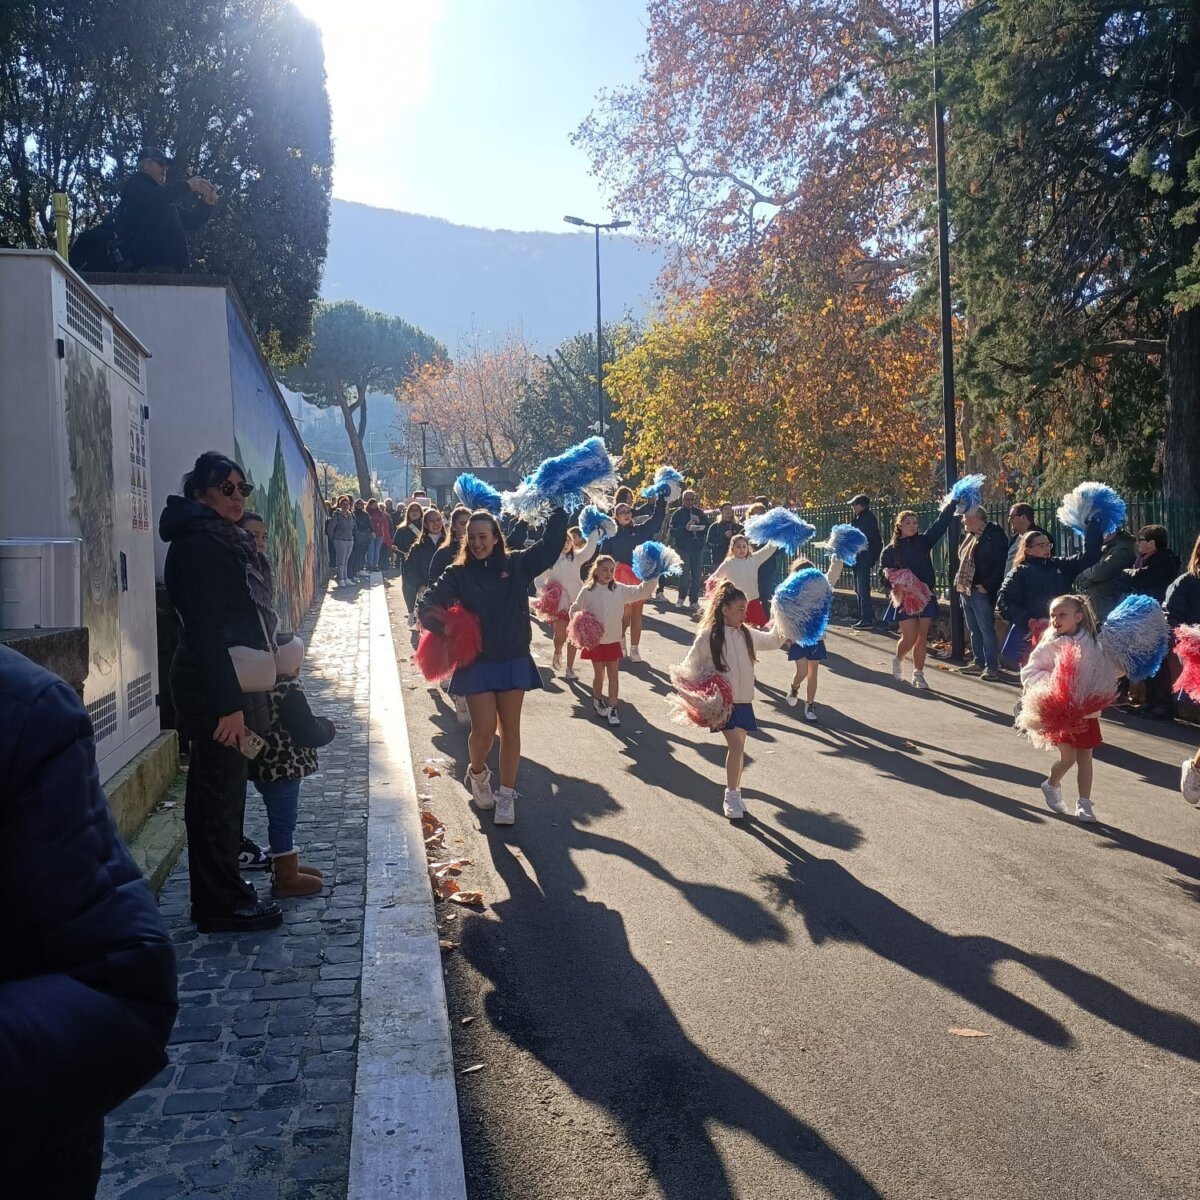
[0, 250, 159, 781]
[0, 538, 82, 629]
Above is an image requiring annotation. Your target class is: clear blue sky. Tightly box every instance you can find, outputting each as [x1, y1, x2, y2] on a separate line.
[292, 0, 650, 232]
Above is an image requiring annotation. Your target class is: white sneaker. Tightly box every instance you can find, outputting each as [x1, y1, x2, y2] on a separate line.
[1075, 798, 1097, 823]
[493, 787, 516, 826]
[891, 657, 903, 681]
[628, 645, 641, 662]
[1040, 780, 1067, 814]
[804, 702, 818, 723]
[465, 766, 495, 811]
[607, 706, 621, 727]
[1182, 759, 1200, 807]
[786, 688, 799, 708]
[722, 788, 745, 819]
[593, 696, 610, 717]
[563, 666, 578, 681]
[911, 670, 929, 691]
[454, 695, 470, 727]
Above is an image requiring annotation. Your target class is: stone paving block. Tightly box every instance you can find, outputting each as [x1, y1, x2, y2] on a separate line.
[162, 1091, 224, 1116]
[178, 1062, 238, 1089]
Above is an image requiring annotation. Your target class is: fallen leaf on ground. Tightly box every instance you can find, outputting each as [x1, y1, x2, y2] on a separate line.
[948, 1028, 991, 1038]
[431, 875, 460, 899]
[448, 891, 485, 906]
[420, 811, 441, 835]
[460, 1016, 476, 1026]
[459, 1063, 484, 1075]
[438, 939, 456, 953]
[422, 765, 441, 778]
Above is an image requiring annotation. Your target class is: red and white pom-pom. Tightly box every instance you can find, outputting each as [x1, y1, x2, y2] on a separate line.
[567, 609, 604, 650]
[886, 568, 933, 616]
[414, 604, 483, 682]
[1016, 639, 1118, 749]
[667, 667, 734, 731]
[534, 579, 569, 623]
[1174, 624, 1200, 699]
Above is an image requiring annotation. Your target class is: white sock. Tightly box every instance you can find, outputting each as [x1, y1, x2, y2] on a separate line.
[497, 785, 514, 798]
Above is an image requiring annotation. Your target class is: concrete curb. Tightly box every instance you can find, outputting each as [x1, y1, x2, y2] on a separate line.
[349, 577, 467, 1200]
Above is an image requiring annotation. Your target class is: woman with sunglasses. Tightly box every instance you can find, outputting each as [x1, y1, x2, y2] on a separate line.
[160, 451, 284, 933]
[997, 518, 1102, 665]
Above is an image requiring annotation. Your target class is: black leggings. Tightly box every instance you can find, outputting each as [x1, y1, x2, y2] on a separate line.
[184, 736, 257, 917]
[402, 576, 419, 615]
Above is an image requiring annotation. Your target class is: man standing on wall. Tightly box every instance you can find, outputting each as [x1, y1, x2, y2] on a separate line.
[115, 147, 218, 273]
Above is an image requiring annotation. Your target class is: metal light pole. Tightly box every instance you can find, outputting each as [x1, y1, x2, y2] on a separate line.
[564, 214, 631, 443]
[932, 0, 965, 660]
[415, 419, 429, 491]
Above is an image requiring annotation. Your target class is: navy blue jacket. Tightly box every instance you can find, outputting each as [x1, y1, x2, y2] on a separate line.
[0, 646, 177, 1155]
[851, 507, 883, 569]
[879, 501, 957, 592]
[1165, 572, 1200, 628]
[605, 495, 667, 566]
[997, 521, 1102, 630]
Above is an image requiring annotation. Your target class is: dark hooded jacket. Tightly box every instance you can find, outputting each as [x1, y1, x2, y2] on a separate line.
[114, 170, 213, 271]
[0, 646, 178, 1162]
[606, 495, 667, 566]
[879, 500, 957, 592]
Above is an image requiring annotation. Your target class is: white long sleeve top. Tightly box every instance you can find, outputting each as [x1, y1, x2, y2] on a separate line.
[536, 530, 602, 594]
[709, 543, 779, 602]
[570, 580, 652, 644]
[679, 623, 785, 704]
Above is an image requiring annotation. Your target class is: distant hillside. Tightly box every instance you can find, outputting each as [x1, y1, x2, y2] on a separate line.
[321, 199, 666, 351]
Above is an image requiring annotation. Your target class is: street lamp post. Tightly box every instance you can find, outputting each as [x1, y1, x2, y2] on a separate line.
[415, 419, 429, 491]
[564, 214, 631, 443]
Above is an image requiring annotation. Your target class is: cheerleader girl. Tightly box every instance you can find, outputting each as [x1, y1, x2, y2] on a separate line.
[709, 533, 781, 627]
[879, 499, 956, 689]
[1020, 594, 1120, 823]
[429, 505, 471, 584]
[401, 507, 445, 622]
[418, 506, 569, 826]
[394, 500, 426, 626]
[603, 493, 666, 661]
[679, 579, 784, 819]
[784, 555, 845, 721]
[569, 554, 652, 727]
[536, 524, 602, 677]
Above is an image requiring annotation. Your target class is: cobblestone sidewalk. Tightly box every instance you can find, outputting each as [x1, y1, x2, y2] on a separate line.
[99, 583, 371, 1200]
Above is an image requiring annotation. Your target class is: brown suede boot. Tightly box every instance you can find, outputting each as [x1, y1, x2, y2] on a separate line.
[296, 863, 324, 880]
[270, 851, 323, 897]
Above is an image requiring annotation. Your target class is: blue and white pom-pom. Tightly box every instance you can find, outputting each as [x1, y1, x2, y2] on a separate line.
[1099, 594, 1169, 683]
[454, 472, 502, 515]
[640, 465, 685, 502]
[821, 523, 869, 566]
[942, 473, 987, 515]
[502, 437, 619, 521]
[771, 567, 833, 647]
[632, 540, 682, 581]
[1057, 482, 1126, 537]
[743, 507, 816, 554]
[579, 504, 617, 541]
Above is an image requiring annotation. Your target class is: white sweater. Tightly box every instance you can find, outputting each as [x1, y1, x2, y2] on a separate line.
[709, 543, 779, 601]
[679, 623, 784, 704]
[536, 530, 602, 594]
[570, 580, 652, 644]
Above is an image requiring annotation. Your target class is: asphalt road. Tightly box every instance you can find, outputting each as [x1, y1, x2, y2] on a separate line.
[387, 584, 1200, 1200]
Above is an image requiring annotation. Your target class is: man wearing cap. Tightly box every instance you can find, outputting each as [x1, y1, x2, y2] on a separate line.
[114, 147, 218, 273]
[849, 494, 883, 628]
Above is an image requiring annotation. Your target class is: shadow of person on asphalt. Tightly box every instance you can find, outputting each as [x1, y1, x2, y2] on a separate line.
[455, 778, 886, 1200]
[744, 818, 1200, 1060]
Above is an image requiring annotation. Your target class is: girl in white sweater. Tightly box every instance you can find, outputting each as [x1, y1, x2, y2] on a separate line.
[679, 579, 784, 818]
[709, 534, 780, 626]
[536, 524, 602, 678]
[570, 555, 652, 727]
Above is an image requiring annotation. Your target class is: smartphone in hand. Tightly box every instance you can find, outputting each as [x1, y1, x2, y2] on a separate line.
[240, 730, 267, 760]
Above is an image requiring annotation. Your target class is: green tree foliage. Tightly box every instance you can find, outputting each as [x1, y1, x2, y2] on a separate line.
[0, 0, 333, 359]
[282, 301, 445, 498]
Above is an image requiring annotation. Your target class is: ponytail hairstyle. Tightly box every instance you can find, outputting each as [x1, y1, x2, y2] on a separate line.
[701, 578, 754, 672]
[789, 555, 815, 572]
[584, 554, 617, 590]
[1047, 593, 1099, 641]
[890, 510, 917, 547]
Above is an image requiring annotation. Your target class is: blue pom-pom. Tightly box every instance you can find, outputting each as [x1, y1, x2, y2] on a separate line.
[579, 504, 616, 541]
[743, 507, 816, 554]
[633, 540, 682, 581]
[454, 473, 502, 515]
[772, 567, 832, 646]
[823, 524, 868, 566]
[943, 473, 986, 514]
[1057, 482, 1126, 537]
[640, 466, 684, 500]
[502, 437, 618, 519]
[1100, 594, 1169, 683]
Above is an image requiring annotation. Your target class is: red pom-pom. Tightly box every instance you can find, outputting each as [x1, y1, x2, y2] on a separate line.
[414, 604, 483, 682]
[567, 609, 604, 650]
[1174, 624, 1200, 699]
[534, 579, 569, 622]
[667, 669, 734, 730]
[886, 568, 932, 616]
[1017, 638, 1117, 747]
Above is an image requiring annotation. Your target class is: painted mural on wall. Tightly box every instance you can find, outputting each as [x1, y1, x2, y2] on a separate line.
[63, 338, 119, 681]
[227, 297, 323, 633]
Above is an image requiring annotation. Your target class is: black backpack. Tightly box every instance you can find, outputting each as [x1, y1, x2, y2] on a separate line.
[68, 216, 132, 273]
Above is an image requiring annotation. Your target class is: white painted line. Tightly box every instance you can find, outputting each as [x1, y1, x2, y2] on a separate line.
[349, 576, 467, 1200]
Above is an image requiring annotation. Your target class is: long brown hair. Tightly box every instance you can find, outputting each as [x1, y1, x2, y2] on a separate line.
[701, 579, 754, 672]
[1188, 533, 1200, 576]
[584, 554, 617, 590]
[414, 507, 444, 550]
[1012, 528, 1051, 569]
[452, 511, 508, 567]
[889, 510, 917, 547]
[440, 505, 471, 550]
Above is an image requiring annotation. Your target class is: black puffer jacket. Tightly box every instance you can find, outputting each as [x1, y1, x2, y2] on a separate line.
[851, 507, 882, 568]
[879, 501, 956, 592]
[605, 495, 667, 565]
[997, 520, 1102, 630]
[429, 534, 463, 585]
[0, 646, 178, 1160]
[419, 509, 568, 662]
[1165, 572, 1200, 627]
[161, 497, 268, 734]
[402, 533, 441, 589]
[1116, 548, 1181, 604]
